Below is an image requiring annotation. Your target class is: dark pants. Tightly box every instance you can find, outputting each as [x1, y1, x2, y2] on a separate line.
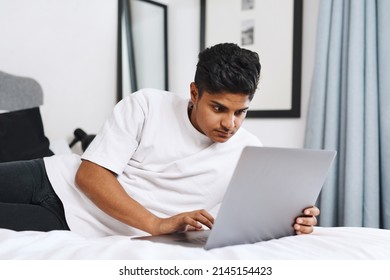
[0, 158, 70, 231]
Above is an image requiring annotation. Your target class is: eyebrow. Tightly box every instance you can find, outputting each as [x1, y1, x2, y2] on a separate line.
[210, 100, 249, 112]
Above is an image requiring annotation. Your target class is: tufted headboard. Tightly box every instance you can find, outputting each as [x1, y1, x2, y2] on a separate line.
[0, 70, 43, 111]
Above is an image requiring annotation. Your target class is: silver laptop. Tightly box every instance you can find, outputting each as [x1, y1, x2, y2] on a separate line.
[133, 146, 336, 250]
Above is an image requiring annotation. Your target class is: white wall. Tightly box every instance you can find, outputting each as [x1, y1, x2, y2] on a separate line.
[0, 0, 117, 144]
[0, 0, 319, 149]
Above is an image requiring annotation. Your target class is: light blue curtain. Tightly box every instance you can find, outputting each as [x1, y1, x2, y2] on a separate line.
[304, 0, 390, 228]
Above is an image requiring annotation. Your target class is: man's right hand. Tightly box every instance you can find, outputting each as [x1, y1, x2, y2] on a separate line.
[152, 209, 214, 235]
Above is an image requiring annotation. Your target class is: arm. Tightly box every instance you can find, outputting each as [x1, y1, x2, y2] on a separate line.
[293, 206, 320, 234]
[75, 160, 214, 235]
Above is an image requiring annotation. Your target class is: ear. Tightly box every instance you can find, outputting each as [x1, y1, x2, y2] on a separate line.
[190, 82, 198, 104]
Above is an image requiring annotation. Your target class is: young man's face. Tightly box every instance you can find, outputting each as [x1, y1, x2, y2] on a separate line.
[189, 82, 251, 143]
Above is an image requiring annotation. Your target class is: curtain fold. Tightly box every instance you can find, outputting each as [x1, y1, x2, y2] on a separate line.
[377, 0, 390, 228]
[304, 0, 390, 228]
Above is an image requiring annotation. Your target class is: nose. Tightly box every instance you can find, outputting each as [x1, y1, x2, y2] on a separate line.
[221, 114, 235, 131]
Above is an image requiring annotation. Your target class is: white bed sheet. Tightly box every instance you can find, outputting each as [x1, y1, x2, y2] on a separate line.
[1, 226, 389, 260]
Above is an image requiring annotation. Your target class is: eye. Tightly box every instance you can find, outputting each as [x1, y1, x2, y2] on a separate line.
[235, 109, 247, 116]
[213, 106, 225, 112]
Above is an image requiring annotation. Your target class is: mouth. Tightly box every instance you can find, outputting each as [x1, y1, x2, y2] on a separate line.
[215, 129, 234, 138]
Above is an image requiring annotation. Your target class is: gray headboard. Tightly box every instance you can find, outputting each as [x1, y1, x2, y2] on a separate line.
[0, 70, 43, 111]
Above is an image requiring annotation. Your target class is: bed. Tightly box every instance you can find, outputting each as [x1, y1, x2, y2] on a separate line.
[1, 226, 390, 259]
[2, 71, 390, 261]
[1, 79, 390, 280]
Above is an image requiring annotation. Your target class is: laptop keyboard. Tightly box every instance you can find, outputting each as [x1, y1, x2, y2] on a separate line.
[173, 233, 209, 245]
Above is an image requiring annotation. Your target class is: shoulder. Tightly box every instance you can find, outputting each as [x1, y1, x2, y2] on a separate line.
[128, 88, 184, 103]
[116, 88, 182, 114]
[117, 89, 189, 126]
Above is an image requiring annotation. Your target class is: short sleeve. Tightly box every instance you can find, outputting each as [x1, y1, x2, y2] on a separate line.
[81, 92, 146, 175]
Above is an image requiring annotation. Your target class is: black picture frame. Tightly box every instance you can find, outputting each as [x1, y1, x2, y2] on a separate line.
[200, 0, 303, 118]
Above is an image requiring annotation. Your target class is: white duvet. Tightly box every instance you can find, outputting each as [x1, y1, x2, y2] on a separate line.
[1, 226, 389, 260]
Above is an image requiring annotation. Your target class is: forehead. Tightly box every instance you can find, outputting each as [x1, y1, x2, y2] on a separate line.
[200, 91, 251, 108]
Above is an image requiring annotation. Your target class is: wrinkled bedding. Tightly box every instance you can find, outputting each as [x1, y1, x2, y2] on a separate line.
[1, 226, 389, 260]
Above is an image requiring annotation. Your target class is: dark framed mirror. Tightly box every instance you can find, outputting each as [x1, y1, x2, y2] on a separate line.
[118, 0, 168, 101]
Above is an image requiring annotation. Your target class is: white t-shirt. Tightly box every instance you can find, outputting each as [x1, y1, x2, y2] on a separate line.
[44, 89, 261, 237]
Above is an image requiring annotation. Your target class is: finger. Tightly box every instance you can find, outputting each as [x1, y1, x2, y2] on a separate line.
[296, 216, 317, 226]
[198, 209, 215, 223]
[294, 223, 314, 234]
[185, 225, 201, 231]
[189, 210, 214, 229]
[303, 206, 320, 217]
[196, 209, 215, 228]
[183, 216, 203, 230]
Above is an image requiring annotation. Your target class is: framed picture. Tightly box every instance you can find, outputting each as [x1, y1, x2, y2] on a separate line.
[118, 0, 168, 101]
[200, 0, 303, 118]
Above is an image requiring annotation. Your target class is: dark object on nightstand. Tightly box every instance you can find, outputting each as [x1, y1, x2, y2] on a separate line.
[69, 128, 96, 152]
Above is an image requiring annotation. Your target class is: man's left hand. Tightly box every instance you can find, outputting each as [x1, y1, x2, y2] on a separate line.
[294, 206, 320, 235]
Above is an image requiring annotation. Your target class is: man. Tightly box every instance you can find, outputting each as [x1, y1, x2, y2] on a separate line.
[0, 43, 319, 237]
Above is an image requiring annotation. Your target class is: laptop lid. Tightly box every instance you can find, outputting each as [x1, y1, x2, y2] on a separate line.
[133, 146, 336, 249]
[204, 146, 336, 249]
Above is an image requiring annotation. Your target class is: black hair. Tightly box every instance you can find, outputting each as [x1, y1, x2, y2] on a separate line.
[194, 43, 261, 101]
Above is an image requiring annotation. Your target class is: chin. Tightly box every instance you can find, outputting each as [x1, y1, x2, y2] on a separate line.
[206, 130, 235, 143]
[210, 136, 231, 143]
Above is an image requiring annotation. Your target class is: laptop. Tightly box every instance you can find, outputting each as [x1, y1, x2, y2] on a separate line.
[132, 146, 336, 250]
